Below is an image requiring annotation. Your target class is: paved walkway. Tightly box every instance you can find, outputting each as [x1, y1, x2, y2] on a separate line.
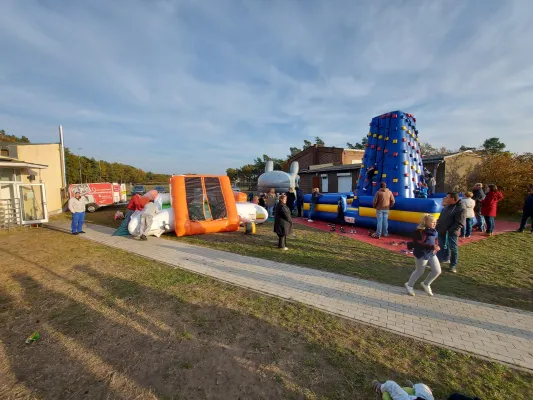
[46, 221, 533, 371]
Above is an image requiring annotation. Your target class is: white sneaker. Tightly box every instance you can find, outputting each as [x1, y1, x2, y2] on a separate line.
[404, 283, 415, 296]
[283, 247, 289, 251]
[307, 219, 313, 222]
[420, 282, 433, 296]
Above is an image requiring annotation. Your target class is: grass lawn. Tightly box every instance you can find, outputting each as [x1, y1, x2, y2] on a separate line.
[1, 229, 531, 400]
[56, 208, 533, 312]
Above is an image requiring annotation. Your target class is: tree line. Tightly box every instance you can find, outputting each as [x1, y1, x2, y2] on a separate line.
[1, 130, 171, 184]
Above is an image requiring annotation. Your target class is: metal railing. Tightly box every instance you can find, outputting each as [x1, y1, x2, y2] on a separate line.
[0, 198, 21, 231]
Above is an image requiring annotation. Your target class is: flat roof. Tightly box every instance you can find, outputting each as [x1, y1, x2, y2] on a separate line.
[300, 163, 362, 174]
[0, 161, 48, 169]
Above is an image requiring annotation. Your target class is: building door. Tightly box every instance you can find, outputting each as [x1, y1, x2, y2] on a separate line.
[321, 174, 328, 193]
[312, 176, 320, 191]
[337, 175, 352, 192]
[18, 184, 48, 224]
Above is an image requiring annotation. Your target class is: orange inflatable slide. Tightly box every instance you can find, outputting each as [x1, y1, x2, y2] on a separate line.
[170, 175, 240, 237]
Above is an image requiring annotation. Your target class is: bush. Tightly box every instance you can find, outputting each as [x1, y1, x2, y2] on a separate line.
[468, 152, 533, 214]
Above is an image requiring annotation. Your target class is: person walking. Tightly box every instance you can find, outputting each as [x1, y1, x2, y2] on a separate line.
[372, 182, 395, 238]
[139, 200, 158, 241]
[296, 187, 304, 217]
[308, 187, 321, 222]
[273, 194, 292, 250]
[404, 215, 441, 297]
[481, 184, 504, 236]
[436, 192, 466, 273]
[265, 188, 277, 218]
[518, 184, 533, 233]
[286, 187, 296, 215]
[461, 191, 476, 238]
[68, 191, 87, 235]
[472, 183, 485, 232]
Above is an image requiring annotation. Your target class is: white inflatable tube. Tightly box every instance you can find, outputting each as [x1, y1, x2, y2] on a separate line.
[236, 202, 268, 224]
[128, 208, 175, 237]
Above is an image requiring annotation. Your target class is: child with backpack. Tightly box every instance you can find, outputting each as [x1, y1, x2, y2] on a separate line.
[405, 214, 441, 297]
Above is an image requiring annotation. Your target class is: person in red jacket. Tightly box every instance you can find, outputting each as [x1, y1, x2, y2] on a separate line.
[480, 184, 504, 236]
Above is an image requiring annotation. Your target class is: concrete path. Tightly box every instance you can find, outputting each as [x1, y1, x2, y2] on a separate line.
[46, 221, 533, 371]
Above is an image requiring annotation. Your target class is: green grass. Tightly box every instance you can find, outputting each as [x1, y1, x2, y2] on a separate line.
[0, 229, 531, 399]
[53, 208, 533, 311]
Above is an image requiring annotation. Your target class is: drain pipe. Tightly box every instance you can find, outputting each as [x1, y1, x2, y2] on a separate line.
[59, 125, 67, 188]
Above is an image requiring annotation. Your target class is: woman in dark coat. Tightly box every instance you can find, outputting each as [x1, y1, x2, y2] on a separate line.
[274, 194, 293, 250]
[286, 187, 296, 214]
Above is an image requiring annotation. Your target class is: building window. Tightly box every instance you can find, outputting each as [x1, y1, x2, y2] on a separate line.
[0, 168, 14, 182]
[1, 148, 9, 157]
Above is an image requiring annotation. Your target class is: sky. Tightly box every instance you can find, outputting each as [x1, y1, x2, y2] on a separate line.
[1, 0, 532, 175]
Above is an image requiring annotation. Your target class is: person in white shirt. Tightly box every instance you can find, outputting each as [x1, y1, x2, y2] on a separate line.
[461, 191, 476, 238]
[372, 379, 434, 400]
[140, 200, 158, 241]
[68, 191, 87, 235]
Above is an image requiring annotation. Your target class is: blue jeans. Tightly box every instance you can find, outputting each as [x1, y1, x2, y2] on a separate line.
[484, 216, 495, 233]
[438, 232, 458, 267]
[475, 209, 485, 231]
[375, 209, 389, 237]
[72, 212, 85, 233]
[267, 205, 275, 218]
[462, 218, 473, 237]
[308, 203, 316, 220]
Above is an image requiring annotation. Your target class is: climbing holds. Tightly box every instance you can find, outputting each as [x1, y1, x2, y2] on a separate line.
[393, 139, 398, 144]
[401, 126, 407, 130]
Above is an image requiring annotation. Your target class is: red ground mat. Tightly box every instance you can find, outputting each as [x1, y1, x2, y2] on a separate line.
[292, 217, 520, 257]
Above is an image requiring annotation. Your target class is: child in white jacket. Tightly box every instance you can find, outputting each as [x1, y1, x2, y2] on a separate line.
[461, 192, 476, 238]
[372, 379, 434, 400]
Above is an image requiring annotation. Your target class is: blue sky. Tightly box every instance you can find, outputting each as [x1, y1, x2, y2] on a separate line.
[1, 0, 532, 174]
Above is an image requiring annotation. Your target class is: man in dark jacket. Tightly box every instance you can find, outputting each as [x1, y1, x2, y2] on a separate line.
[308, 188, 321, 222]
[296, 187, 304, 217]
[273, 194, 292, 250]
[436, 192, 466, 273]
[472, 183, 485, 232]
[518, 184, 533, 233]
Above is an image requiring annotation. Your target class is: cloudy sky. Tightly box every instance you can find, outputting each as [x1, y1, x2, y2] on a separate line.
[1, 0, 532, 174]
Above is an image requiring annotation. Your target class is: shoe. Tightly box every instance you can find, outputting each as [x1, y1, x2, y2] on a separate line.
[517, 229, 524, 233]
[450, 266, 457, 273]
[420, 282, 433, 296]
[440, 259, 450, 264]
[307, 219, 313, 222]
[465, 235, 471, 238]
[404, 283, 415, 296]
[405, 380, 414, 388]
[371, 380, 382, 395]
[79, 231, 86, 234]
[72, 232, 79, 235]
[140, 235, 148, 241]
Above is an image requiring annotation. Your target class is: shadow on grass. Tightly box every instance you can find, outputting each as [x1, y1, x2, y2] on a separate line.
[1, 260, 426, 400]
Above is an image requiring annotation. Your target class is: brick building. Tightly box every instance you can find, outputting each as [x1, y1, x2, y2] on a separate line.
[287, 146, 364, 193]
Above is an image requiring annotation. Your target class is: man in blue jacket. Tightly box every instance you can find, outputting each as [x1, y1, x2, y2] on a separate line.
[518, 184, 533, 233]
[436, 192, 466, 273]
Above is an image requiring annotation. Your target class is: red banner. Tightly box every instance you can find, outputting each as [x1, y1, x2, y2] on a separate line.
[69, 183, 115, 206]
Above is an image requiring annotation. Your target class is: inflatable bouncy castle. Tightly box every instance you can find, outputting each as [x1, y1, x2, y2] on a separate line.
[303, 111, 444, 234]
[123, 175, 268, 238]
[258, 161, 299, 193]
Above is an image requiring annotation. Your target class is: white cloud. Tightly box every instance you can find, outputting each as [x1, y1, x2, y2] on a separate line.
[0, 0, 532, 175]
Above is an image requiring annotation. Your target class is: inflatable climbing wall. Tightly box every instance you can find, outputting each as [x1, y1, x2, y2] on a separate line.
[356, 111, 422, 199]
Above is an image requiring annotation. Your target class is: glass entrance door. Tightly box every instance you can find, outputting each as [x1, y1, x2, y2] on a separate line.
[19, 184, 48, 224]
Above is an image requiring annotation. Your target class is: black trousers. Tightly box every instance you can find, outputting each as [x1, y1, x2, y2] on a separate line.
[297, 204, 302, 217]
[277, 234, 287, 248]
[519, 211, 533, 231]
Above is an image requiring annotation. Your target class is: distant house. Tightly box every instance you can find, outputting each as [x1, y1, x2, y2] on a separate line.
[287, 146, 365, 193]
[297, 150, 482, 195]
[422, 150, 482, 193]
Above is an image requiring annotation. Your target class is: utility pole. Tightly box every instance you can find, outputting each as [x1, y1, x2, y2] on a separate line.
[78, 147, 83, 184]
